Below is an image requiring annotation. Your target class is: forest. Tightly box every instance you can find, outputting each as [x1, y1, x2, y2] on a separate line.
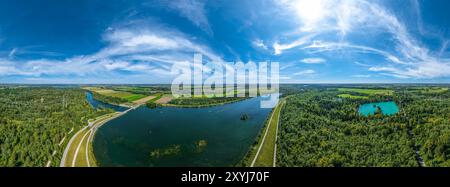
[0, 87, 110, 166]
[277, 86, 450, 167]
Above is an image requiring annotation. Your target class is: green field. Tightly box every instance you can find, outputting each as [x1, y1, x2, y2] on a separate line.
[337, 94, 369, 99]
[338, 88, 394, 95]
[249, 100, 284, 167]
[420, 87, 449, 94]
[64, 128, 88, 167]
[84, 87, 147, 102]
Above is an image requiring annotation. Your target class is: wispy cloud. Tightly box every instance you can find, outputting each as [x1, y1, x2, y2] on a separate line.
[352, 74, 371, 78]
[273, 34, 314, 55]
[273, 0, 450, 79]
[301, 58, 325, 64]
[8, 48, 17, 59]
[253, 39, 268, 50]
[293, 69, 315, 76]
[0, 21, 224, 82]
[166, 0, 212, 35]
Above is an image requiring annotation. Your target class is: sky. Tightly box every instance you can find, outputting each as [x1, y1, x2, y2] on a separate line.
[1, 0, 450, 84]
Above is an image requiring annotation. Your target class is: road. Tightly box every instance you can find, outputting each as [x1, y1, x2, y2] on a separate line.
[60, 107, 135, 167]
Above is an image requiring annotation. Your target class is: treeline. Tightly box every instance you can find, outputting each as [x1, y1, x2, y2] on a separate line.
[168, 97, 245, 107]
[0, 88, 109, 166]
[276, 88, 450, 167]
[112, 86, 171, 95]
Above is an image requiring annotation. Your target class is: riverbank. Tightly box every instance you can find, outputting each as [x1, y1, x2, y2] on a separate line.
[240, 98, 284, 167]
[60, 107, 134, 167]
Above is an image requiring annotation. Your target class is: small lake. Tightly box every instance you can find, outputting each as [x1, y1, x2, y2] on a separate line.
[358, 101, 399, 116]
[86, 91, 128, 112]
[92, 96, 272, 167]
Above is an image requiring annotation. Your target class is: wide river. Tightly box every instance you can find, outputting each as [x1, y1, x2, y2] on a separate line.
[89, 96, 272, 167]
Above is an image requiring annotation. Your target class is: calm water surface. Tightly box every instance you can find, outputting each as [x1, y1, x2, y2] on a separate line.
[86, 91, 128, 112]
[359, 101, 399, 116]
[92, 96, 272, 167]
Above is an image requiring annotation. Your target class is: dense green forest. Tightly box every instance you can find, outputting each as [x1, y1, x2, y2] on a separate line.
[0, 88, 110, 166]
[277, 87, 450, 167]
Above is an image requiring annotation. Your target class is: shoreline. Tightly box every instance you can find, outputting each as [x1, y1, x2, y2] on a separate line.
[60, 106, 136, 167]
[76, 95, 271, 167]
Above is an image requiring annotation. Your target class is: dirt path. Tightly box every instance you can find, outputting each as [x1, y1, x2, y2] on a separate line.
[251, 101, 281, 167]
[132, 95, 156, 105]
[155, 96, 173, 104]
[60, 126, 88, 167]
[72, 130, 91, 167]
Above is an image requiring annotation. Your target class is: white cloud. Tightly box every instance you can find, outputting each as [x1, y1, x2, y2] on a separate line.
[352, 74, 371, 78]
[121, 34, 178, 49]
[303, 41, 410, 65]
[301, 58, 325, 64]
[253, 39, 268, 50]
[293, 69, 315, 76]
[370, 62, 450, 79]
[273, 34, 314, 55]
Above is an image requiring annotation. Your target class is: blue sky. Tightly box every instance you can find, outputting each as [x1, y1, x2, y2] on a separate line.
[1, 0, 450, 84]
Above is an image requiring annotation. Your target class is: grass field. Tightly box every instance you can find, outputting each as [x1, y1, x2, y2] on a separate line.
[337, 93, 369, 99]
[64, 128, 88, 166]
[74, 130, 91, 167]
[84, 87, 147, 102]
[251, 100, 284, 167]
[420, 87, 449, 94]
[338, 88, 394, 95]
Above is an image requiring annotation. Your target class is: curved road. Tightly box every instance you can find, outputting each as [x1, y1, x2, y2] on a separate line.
[60, 107, 135, 167]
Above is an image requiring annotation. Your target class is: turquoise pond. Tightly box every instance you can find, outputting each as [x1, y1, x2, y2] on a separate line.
[358, 101, 399, 116]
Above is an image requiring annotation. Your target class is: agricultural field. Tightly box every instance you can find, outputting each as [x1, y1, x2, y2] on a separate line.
[419, 87, 449, 94]
[338, 88, 394, 95]
[336, 88, 394, 99]
[337, 94, 369, 99]
[112, 86, 171, 95]
[83, 87, 147, 102]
